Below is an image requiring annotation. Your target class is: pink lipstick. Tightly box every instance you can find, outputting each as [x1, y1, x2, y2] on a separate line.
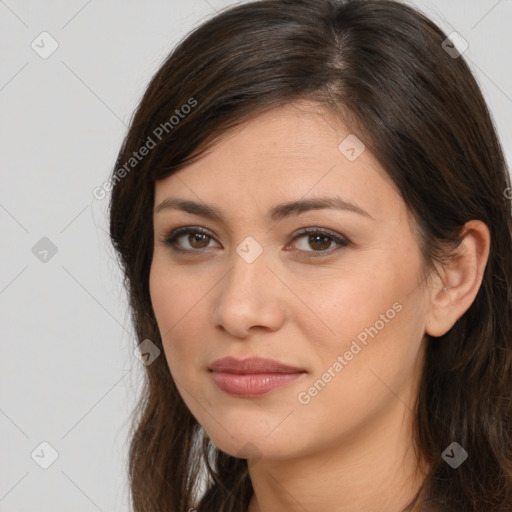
[209, 357, 306, 397]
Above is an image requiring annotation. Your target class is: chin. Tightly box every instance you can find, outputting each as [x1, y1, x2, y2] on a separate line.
[205, 426, 302, 463]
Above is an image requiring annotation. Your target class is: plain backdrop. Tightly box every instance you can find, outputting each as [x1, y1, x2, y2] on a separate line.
[1, 0, 511, 510]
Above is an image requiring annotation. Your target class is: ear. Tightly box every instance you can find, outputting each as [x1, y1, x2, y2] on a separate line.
[425, 220, 491, 338]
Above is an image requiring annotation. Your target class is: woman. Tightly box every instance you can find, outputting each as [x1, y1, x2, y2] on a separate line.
[108, 0, 512, 510]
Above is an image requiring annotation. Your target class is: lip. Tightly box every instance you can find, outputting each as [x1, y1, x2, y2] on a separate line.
[209, 357, 306, 397]
[209, 356, 305, 374]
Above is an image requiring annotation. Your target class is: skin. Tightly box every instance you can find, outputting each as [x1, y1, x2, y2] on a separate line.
[149, 101, 490, 512]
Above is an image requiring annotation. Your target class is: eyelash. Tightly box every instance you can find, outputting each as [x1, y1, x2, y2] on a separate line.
[161, 226, 350, 259]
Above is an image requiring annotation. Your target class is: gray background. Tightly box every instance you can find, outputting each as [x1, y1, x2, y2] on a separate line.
[1, 0, 511, 510]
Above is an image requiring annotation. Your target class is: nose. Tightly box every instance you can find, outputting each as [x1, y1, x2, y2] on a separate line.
[211, 248, 286, 338]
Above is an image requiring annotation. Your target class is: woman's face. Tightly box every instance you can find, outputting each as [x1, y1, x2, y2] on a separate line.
[150, 101, 431, 461]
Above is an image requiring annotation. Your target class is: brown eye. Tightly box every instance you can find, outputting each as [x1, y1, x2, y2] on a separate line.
[163, 227, 219, 252]
[289, 228, 350, 258]
[305, 234, 333, 251]
[187, 233, 211, 249]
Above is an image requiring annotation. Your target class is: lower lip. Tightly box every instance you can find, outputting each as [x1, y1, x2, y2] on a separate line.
[211, 371, 305, 397]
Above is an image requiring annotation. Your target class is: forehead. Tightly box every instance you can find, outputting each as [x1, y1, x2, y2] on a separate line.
[153, 101, 399, 221]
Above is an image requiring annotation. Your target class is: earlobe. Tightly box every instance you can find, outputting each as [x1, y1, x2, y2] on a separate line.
[425, 220, 491, 338]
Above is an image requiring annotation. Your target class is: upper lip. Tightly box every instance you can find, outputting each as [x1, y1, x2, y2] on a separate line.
[209, 357, 306, 374]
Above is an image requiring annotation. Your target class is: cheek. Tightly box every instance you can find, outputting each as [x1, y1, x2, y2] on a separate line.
[293, 300, 423, 453]
[149, 262, 220, 429]
[295, 252, 424, 387]
[149, 258, 199, 367]
[290, 261, 401, 345]
[149, 259, 174, 333]
[149, 253, 204, 331]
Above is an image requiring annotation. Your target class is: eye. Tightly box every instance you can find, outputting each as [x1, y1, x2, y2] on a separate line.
[162, 226, 219, 252]
[288, 227, 350, 258]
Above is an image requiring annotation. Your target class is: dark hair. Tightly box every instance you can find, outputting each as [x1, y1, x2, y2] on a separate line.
[108, 0, 512, 510]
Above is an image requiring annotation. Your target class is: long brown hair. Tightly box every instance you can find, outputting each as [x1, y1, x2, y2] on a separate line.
[108, 0, 512, 510]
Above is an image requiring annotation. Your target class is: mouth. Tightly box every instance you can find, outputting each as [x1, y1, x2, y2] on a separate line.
[208, 357, 307, 397]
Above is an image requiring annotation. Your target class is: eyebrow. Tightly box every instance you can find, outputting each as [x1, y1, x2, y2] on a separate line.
[154, 196, 374, 223]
